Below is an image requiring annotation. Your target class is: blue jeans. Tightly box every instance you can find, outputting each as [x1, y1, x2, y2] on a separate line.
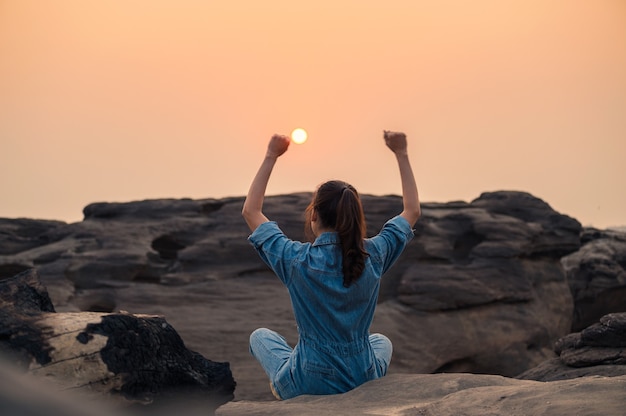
[249, 328, 393, 399]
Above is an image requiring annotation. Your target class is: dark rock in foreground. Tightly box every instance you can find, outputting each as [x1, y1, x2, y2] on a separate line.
[0, 269, 235, 414]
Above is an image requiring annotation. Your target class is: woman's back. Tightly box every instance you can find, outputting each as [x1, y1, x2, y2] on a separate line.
[249, 215, 413, 343]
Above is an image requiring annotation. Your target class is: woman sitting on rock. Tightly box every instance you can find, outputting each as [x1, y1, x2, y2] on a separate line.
[242, 130, 420, 400]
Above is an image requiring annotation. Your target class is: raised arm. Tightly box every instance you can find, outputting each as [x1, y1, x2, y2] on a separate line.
[242, 134, 291, 232]
[384, 130, 421, 226]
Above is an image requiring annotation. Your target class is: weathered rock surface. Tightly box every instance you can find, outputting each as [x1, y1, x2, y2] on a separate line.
[0, 269, 235, 413]
[374, 191, 582, 377]
[519, 312, 626, 381]
[2, 190, 624, 401]
[216, 373, 626, 416]
[561, 228, 626, 331]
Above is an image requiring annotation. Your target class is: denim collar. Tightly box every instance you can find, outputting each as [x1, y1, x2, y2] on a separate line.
[312, 232, 340, 246]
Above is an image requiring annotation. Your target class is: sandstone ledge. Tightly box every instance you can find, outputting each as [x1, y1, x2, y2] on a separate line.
[216, 373, 626, 416]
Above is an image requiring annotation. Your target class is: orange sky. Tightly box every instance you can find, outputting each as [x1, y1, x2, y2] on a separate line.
[1, 0, 625, 227]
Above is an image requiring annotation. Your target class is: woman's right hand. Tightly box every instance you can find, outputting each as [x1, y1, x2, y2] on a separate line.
[383, 130, 408, 154]
[267, 134, 291, 158]
[384, 129, 420, 226]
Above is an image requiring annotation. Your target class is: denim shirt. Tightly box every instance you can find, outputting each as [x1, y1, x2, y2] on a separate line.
[248, 215, 414, 399]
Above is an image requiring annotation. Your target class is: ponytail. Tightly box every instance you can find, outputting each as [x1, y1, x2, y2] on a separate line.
[306, 180, 369, 287]
[336, 187, 368, 287]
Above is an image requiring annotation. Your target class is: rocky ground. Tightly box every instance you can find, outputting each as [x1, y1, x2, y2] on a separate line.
[1, 191, 625, 414]
[217, 373, 626, 416]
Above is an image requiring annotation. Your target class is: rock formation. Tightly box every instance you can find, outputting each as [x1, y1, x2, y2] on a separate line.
[519, 312, 626, 381]
[561, 228, 626, 331]
[0, 269, 235, 413]
[373, 191, 582, 377]
[1, 190, 625, 403]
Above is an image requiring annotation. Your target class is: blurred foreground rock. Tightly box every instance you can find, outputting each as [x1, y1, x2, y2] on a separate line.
[0, 269, 235, 414]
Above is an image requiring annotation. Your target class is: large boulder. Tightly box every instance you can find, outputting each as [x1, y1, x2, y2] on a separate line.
[561, 228, 626, 331]
[374, 191, 581, 376]
[0, 269, 236, 413]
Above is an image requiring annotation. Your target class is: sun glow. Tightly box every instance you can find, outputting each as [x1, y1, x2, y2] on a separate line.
[291, 128, 308, 144]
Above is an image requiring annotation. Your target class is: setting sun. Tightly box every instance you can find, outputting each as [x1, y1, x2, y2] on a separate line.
[291, 128, 308, 144]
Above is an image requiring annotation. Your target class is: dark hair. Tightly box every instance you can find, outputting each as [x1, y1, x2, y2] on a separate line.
[305, 180, 369, 287]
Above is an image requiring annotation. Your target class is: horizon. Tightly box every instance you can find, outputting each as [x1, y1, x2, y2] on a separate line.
[6, 189, 626, 231]
[1, 1, 625, 228]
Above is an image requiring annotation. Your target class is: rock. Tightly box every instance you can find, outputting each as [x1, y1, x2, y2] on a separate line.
[561, 228, 626, 331]
[0, 269, 236, 413]
[576, 313, 626, 347]
[0, 218, 66, 256]
[0, 218, 66, 279]
[515, 357, 626, 381]
[0, 268, 56, 367]
[375, 191, 581, 376]
[554, 313, 626, 369]
[215, 373, 626, 416]
[518, 313, 626, 381]
[0, 267, 55, 314]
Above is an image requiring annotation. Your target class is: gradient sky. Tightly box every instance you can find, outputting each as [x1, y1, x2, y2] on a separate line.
[1, 0, 625, 228]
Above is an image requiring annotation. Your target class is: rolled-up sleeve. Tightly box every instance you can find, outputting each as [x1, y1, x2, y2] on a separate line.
[366, 215, 414, 275]
[248, 221, 301, 285]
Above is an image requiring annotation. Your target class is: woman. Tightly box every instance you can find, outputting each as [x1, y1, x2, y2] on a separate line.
[242, 130, 420, 400]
